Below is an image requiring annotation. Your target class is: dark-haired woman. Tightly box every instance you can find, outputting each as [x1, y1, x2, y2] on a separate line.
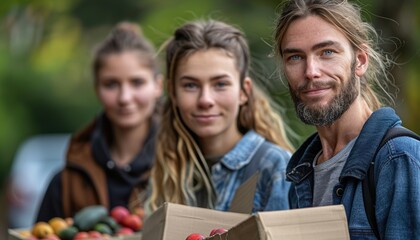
[37, 22, 162, 221]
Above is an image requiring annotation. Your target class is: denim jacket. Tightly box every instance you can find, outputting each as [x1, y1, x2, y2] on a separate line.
[287, 107, 420, 239]
[211, 130, 291, 212]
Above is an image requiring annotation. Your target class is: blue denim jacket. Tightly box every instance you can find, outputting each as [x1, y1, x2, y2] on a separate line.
[287, 107, 420, 239]
[211, 130, 291, 212]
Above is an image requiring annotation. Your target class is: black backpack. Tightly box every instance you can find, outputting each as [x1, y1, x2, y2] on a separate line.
[362, 126, 420, 239]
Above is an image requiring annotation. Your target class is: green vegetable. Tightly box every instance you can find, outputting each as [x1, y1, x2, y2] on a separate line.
[58, 226, 78, 240]
[94, 223, 113, 235]
[99, 216, 121, 233]
[73, 205, 108, 231]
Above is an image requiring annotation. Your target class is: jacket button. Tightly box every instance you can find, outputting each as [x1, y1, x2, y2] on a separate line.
[336, 188, 344, 197]
[107, 161, 115, 169]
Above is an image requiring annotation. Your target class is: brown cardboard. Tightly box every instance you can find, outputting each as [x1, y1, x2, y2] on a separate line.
[207, 205, 349, 240]
[141, 203, 249, 240]
[142, 171, 259, 240]
[228, 171, 259, 214]
[142, 171, 349, 240]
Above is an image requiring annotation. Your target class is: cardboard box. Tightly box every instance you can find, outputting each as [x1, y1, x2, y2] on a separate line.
[142, 203, 249, 240]
[207, 205, 349, 240]
[143, 171, 349, 240]
[142, 172, 260, 240]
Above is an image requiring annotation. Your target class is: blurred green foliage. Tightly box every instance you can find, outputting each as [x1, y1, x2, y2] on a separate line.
[1, 0, 419, 180]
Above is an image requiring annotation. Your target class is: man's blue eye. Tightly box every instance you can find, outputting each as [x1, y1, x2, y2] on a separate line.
[324, 50, 334, 55]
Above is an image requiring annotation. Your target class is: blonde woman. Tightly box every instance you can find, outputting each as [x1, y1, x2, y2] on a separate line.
[148, 19, 294, 213]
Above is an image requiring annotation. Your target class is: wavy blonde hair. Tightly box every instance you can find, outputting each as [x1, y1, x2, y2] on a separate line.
[274, 0, 395, 110]
[147, 19, 294, 211]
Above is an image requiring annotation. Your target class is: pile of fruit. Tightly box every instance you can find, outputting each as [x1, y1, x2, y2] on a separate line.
[19, 205, 144, 240]
[185, 228, 227, 240]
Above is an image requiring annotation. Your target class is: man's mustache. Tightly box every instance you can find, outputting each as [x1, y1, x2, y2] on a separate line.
[296, 80, 337, 92]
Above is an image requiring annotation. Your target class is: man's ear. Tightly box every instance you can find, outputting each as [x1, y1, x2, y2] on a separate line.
[355, 45, 369, 77]
[240, 77, 252, 105]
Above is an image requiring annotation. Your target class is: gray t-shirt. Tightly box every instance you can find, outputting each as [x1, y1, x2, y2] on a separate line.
[312, 138, 357, 206]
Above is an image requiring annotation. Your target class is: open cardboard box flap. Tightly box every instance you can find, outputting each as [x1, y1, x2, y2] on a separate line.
[142, 172, 259, 240]
[207, 204, 349, 240]
[142, 202, 249, 240]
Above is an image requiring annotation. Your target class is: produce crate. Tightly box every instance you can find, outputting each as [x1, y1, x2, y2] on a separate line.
[8, 228, 142, 240]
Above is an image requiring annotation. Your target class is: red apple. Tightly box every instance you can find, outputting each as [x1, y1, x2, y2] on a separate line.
[209, 228, 228, 236]
[73, 232, 90, 239]
[121, 214, 143, 231]
[43, 235, 60, 240]
[111, 206, 130, 223]
[185, 233, 206, 240]
[117, 227, 134, 235]
[88, 230, 102, 238]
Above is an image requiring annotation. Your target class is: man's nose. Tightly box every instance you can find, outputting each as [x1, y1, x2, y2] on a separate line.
[305, 57, 322, 80]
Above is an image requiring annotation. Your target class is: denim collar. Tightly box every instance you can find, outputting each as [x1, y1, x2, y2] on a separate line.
[340, 107, 401, 181]
[287, 107, 401, 184]
[220, 130, 265, 170]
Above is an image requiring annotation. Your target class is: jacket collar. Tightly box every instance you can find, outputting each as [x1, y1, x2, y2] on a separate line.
[340, 107, 400, 181]
[286, 107, 401, 184]
[221, 130, 265, 170]
[67, 113, 157, 185]
[286, 132, 319, 183]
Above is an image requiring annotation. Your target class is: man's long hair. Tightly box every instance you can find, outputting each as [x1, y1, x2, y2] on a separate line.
[274, 0, 395, 110]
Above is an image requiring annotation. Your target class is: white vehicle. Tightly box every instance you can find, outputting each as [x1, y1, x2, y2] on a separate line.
[8, 134, 70, 228]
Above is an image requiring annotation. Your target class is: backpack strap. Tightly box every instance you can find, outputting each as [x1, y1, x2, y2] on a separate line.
[362, 126, 420, 239]
[241, 140, 270, 183]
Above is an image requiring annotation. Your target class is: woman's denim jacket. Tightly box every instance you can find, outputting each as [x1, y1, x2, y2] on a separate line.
[211, 130, 291, 212]
[286, 107, 420, 239]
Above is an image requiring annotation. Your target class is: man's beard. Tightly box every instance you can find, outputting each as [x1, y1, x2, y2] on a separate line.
[290, 64, 359, 127]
